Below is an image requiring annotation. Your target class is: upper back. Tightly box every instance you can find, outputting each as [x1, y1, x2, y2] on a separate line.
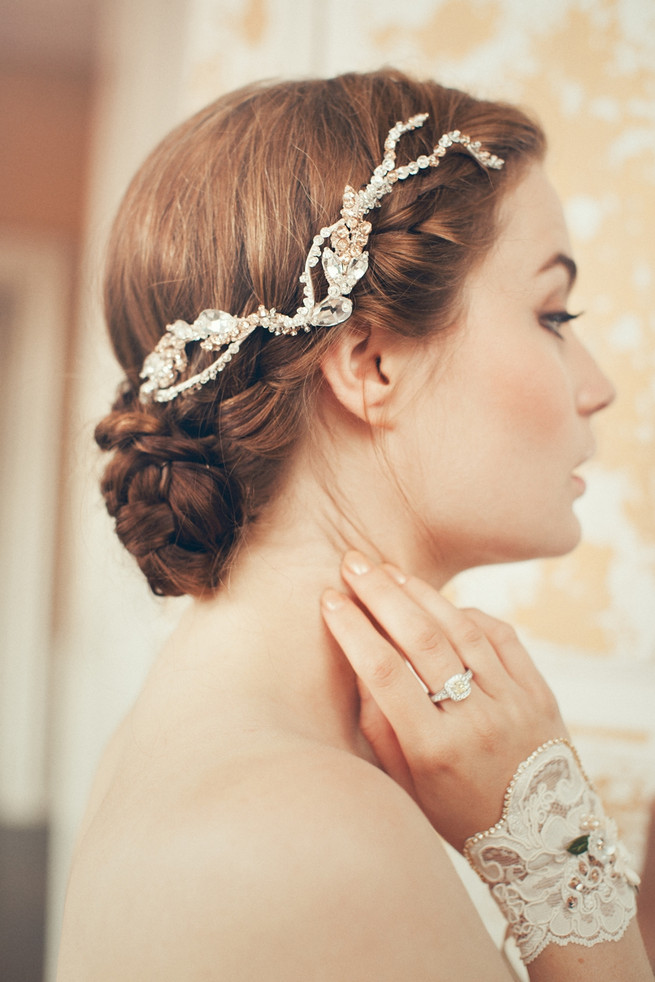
[56, 675, 511, 982]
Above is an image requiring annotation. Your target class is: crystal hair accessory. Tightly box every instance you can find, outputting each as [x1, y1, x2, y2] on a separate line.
[139, 114, 504, 404]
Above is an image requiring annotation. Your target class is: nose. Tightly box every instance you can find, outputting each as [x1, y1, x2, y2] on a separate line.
[574, 339, 616, 417]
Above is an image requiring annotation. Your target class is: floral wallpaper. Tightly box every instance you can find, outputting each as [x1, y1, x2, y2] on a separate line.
[47, 5, 654, 974]
[181, 0, 655, 860]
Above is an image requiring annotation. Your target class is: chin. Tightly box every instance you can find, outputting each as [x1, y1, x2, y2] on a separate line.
[416, 511, 584, 581]
[461, 519, 584, 571]
[504, 517, 584, 564]
[538, 512, 584, 558]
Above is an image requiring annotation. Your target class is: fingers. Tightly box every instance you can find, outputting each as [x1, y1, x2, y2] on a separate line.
[385, 565, 513, 695]
[324, 549, 558, 730]
[340, 552, 508, 700]
[322, 553, 568, 849]
[338, 551, 464, 697]
[462, 607, 551, 690]
[321, 587, 438, 742]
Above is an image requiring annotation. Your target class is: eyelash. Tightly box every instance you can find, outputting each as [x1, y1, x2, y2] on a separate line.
[539, 310, 582, 339]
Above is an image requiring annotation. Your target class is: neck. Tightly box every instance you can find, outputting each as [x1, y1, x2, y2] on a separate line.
[170, 440, 453, 760]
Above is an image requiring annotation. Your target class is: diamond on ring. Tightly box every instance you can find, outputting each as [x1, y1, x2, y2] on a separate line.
[429, 669, 473, 704]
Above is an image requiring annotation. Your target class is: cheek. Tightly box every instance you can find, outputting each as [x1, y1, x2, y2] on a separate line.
[484, 351, 572, 450]
[395, 341, 574, 507]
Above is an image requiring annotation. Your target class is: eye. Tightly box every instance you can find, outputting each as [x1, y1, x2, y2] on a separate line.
[539, 310, 582, 339]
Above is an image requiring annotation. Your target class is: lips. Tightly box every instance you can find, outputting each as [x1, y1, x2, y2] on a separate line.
[571, 473, 586, 492]
[571, 446, 594, 493]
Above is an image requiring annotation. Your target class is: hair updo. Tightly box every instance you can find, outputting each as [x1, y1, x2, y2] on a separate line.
[95, 68, 546, 597]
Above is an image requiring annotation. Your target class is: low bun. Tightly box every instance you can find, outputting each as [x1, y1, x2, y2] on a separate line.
[95, 392, 242, 596]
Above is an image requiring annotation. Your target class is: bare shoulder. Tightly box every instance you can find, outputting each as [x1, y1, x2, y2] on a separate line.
[69, 742, 511, 982]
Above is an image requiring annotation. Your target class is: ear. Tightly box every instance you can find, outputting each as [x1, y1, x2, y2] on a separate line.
[320, 323, 409, 428]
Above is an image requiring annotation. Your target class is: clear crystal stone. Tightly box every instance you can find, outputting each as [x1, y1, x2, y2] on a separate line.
[171, 320, 194, 341]
[309, 296, 353, 327]
[345, 253, 368, 285]
[196, 309, 234, 338]
[322, 248, 344, 283]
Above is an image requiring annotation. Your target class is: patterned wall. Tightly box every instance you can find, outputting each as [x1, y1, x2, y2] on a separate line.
[178, 0, 655, 863]
[48, 1, 655, 974]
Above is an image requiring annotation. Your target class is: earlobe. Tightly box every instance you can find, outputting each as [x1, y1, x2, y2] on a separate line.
[320, 324, 402, 428]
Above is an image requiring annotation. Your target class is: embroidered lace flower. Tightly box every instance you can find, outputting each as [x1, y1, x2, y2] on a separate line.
[463, 739, 639, 965]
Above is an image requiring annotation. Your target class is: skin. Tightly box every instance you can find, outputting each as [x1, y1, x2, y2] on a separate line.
[56, 165, 652, 981]
[390, 167, 610, 572]
[639, 801, 655, 965]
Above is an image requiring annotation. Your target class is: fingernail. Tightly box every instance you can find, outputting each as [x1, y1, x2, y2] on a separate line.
[343, 550, 371, 575]
[322, 588, 345, 612]
[383, 563, 407, 585]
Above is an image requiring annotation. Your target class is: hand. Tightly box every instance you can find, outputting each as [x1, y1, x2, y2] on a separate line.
[321, 551, 568, 852]
[637, 798, 655, 970]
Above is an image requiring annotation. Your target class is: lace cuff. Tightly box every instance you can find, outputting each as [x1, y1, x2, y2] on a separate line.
[463, 739, 640, 965]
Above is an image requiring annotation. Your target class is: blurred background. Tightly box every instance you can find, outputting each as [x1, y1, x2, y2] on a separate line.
[1, 0, 654, 979]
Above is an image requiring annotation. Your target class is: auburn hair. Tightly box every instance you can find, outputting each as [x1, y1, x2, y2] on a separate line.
[95, 69, 546, 597]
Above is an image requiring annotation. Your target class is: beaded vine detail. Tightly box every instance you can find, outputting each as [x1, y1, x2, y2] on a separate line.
[139, 113, 504, 404]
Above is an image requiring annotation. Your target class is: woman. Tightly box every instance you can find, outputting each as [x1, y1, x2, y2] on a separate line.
[56, 70, 652, 979]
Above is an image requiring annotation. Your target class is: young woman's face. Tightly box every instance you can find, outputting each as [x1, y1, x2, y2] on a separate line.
[396, 163, 615, 574]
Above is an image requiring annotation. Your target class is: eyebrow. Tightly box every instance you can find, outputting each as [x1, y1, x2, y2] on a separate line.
[538, 252, 578, 288]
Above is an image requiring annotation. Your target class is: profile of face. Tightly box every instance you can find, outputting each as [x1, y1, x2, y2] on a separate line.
[391, 163, 615, 574]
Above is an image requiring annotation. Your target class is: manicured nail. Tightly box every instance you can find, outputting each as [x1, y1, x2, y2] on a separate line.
[383, 563, 407, 585]
[322, 588, 345, 611]
[343, 550, 371, 575]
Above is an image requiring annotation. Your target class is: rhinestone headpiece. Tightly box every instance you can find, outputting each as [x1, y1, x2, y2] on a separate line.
[139, 113, 504, 403]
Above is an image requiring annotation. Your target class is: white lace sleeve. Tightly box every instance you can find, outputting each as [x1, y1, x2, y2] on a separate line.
[463, 739, 640, 965]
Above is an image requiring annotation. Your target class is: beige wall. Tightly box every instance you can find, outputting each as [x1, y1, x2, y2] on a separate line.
[45, 0, 655, 975]
[0, 56, 94, 823]
[180, 0, 655, 852]
[0, 47, 96, 982]
[0, 64, 93, 235]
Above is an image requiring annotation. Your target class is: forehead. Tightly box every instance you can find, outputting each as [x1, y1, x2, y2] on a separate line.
[484, 163, 573, 286]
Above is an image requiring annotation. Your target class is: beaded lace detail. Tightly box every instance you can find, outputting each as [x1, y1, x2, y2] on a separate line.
[463, 740, 639, 965]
